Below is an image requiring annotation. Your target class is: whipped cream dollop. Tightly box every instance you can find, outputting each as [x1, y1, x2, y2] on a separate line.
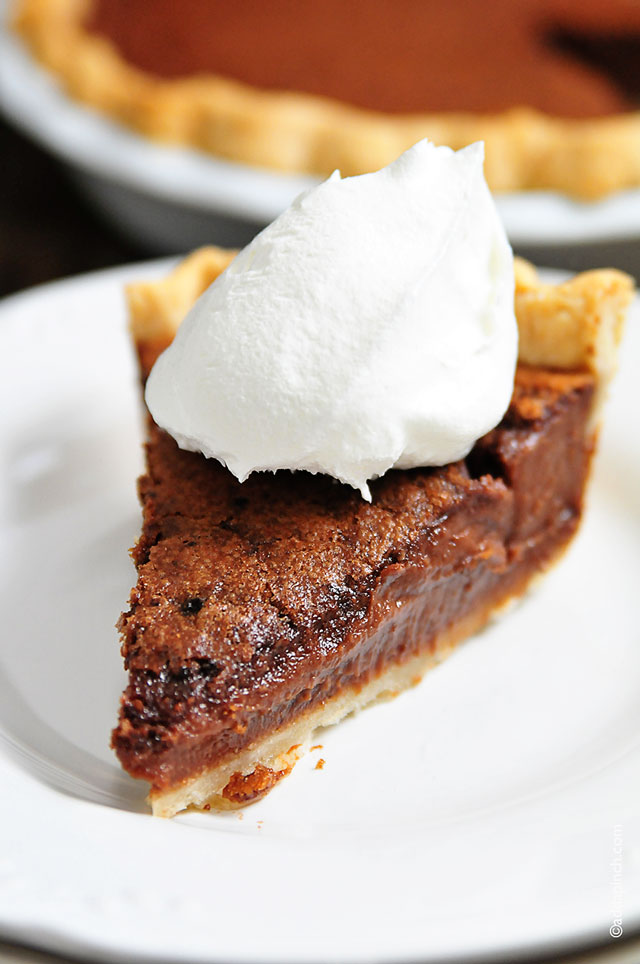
[146, 140, 517, 499]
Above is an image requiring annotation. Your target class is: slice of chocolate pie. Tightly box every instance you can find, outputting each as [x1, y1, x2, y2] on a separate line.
[113, 242, 632, 816]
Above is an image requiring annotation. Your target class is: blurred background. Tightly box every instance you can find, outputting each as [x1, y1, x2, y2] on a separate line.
[2, 0, 640, 298]
[2, 110, 639, 301]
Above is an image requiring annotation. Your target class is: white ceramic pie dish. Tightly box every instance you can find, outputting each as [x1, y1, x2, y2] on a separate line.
[2, 4, 640, 252]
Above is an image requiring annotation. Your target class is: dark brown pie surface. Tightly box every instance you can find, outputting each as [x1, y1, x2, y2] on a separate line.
[88, 0, 640, 118]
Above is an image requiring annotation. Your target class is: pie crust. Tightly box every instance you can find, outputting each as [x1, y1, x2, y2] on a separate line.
[116, 251, 632, 816]
[14, 0, 640, 199]
[128, 248, 632, 396]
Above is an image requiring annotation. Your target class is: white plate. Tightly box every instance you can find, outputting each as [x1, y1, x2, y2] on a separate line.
[2, 5, 640, 249]
[1, 260, 640, 964]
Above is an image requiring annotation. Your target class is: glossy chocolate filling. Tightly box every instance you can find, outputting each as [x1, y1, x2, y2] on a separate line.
[112, 366, 595, 793]
[88, 0, 639, 117]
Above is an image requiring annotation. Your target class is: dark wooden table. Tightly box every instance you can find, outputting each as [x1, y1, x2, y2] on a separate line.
[0, 118, 143, 299]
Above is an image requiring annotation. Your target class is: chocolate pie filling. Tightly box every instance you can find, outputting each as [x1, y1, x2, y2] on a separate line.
[88, 0, 639, 117]
[112, 365, 595, 794]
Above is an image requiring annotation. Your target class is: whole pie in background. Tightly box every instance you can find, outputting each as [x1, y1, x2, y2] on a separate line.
[13, 0, 640, 198]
